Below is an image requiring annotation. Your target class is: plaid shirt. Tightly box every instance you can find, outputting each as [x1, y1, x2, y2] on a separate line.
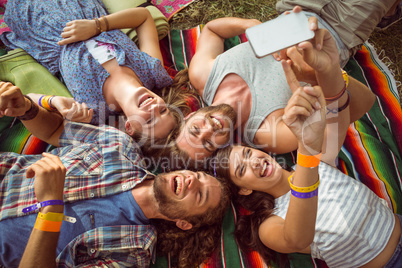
[0, 122, 157, 267]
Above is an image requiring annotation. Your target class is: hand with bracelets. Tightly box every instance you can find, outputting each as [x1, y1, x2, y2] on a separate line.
[58, 15, 109, 46]
[26, 153, 66, 231]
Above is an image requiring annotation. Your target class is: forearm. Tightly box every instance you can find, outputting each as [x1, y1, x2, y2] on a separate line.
[103, 7, 152, 32]
[19, 205, 63, 268]
[283, 144, 319, 249]
[20, 97, 64, 147]
[204, 17, 261, 39]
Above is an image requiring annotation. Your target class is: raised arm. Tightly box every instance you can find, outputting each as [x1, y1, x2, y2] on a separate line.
[0, 82, 64, 147]
[260, 77, 326, 254]
[58, 8, 162, 63]
[19, 153, 66, 268]
[189, 17, 261, 92]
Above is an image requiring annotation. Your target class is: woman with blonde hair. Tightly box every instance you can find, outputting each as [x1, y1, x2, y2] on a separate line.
[1, 0, 199, 143]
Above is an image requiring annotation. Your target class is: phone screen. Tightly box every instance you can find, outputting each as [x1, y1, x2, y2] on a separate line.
[246, 12, 314, 58]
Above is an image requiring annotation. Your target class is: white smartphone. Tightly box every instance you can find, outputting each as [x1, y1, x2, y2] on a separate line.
[246, 12, 315, 58]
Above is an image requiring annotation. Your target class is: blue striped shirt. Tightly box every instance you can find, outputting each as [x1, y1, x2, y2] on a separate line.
[274, 162, 395, 267]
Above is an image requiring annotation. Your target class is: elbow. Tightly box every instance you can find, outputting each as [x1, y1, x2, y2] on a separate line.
[284, 236, 314, 252]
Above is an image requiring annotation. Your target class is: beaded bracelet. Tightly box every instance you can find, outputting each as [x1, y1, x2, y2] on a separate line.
[288, 173, 320, 193]
[297, 151, 321, 168]
[16, 95, 40, 121]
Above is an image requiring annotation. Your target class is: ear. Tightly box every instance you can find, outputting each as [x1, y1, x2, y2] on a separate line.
[175, 219, 193, 230]
[238, 188, 253, 196]
[125, 120, 134, 136]
[184, 111, 195, 120]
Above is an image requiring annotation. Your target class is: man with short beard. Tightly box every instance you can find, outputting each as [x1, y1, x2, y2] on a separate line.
[0, 82, 230, 268]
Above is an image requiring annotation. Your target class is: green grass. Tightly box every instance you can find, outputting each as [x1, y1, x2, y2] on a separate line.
[171, 0, 402, 104]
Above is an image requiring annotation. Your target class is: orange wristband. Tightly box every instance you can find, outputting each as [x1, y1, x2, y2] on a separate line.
[34, 216, 62, 232]
[297, 151, 321, 168]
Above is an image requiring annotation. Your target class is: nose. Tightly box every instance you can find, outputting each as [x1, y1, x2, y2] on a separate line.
[149, 104, 160, 115]
[185, 172, 200, 191]
[244, 157, 260, 170]
[198, 120, 214, 139]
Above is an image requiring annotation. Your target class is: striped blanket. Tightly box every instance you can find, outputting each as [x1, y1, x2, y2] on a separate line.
[0, 26, 401, 267]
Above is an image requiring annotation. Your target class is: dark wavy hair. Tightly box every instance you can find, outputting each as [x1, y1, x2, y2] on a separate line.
[212, 145, 288, 267]
[151, 173, 232, 268]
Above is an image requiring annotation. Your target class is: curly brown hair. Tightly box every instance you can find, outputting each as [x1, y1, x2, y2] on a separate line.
[151, 173, 232, 268]
[212, 145, 288, 268]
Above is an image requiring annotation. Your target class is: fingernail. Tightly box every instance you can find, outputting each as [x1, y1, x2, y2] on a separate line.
[315, 101, 321, 109]
[316, 43, 322, 50]
[310, 22, 317, 30]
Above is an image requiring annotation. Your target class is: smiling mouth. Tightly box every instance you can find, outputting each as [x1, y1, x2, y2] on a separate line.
[211, 116, 223, 130]
[260, 160, 272, 177]
[139, 96, 154, 108]
[174, 176, 183, 195]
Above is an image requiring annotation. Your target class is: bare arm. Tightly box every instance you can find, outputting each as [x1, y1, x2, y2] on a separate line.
[260, 84, 326, 253]
[58, 8, 162, 63]
[189, 17, 261, 92]
[0, 82, 64, 147]
[19, 153, 66, 268]
[28, 93, 93, 123]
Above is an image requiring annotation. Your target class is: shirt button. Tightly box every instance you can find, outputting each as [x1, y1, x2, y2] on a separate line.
[90, 249, 96, 254]
[90, 193, 95, 197]
[85, 157, 90, 161]
[122, 184, 127, 189]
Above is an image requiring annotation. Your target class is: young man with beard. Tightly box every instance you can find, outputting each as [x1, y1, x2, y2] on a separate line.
[0, 81, 230, 267]
[169, 7, 375, 168]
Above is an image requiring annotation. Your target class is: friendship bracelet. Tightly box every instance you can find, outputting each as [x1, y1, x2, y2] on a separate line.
[22, 200, 64, 213]
[325, 82, 346, 102]
[38, 212, 64, 222]
[39, 95, 57, 111]
[34, 216, 63, 232]
[288, 173, 320, 193]
[101, 16, 109, 32]
[297, 151, 321, 168]
[16, 95, 40, 121]
[93, 18, 101, 34]
[342, 69, 349, 87]
[291, 188, 318, 199]
[327, 90, 351, 114]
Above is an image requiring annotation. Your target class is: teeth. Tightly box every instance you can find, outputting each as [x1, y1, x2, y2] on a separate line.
[140, 97, 153, 108]
[260, 161, 267, 176]
[175, 176, 182, 195]
[212, 117, 222, 129]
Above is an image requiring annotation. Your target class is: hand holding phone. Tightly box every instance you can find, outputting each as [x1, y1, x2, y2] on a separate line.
[246, 12, 314, 58]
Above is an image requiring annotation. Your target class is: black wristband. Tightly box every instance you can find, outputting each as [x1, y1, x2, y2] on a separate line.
[16, 95, 40, 121]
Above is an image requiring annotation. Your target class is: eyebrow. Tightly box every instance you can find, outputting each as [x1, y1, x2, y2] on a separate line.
[234, 147, 246, 178]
